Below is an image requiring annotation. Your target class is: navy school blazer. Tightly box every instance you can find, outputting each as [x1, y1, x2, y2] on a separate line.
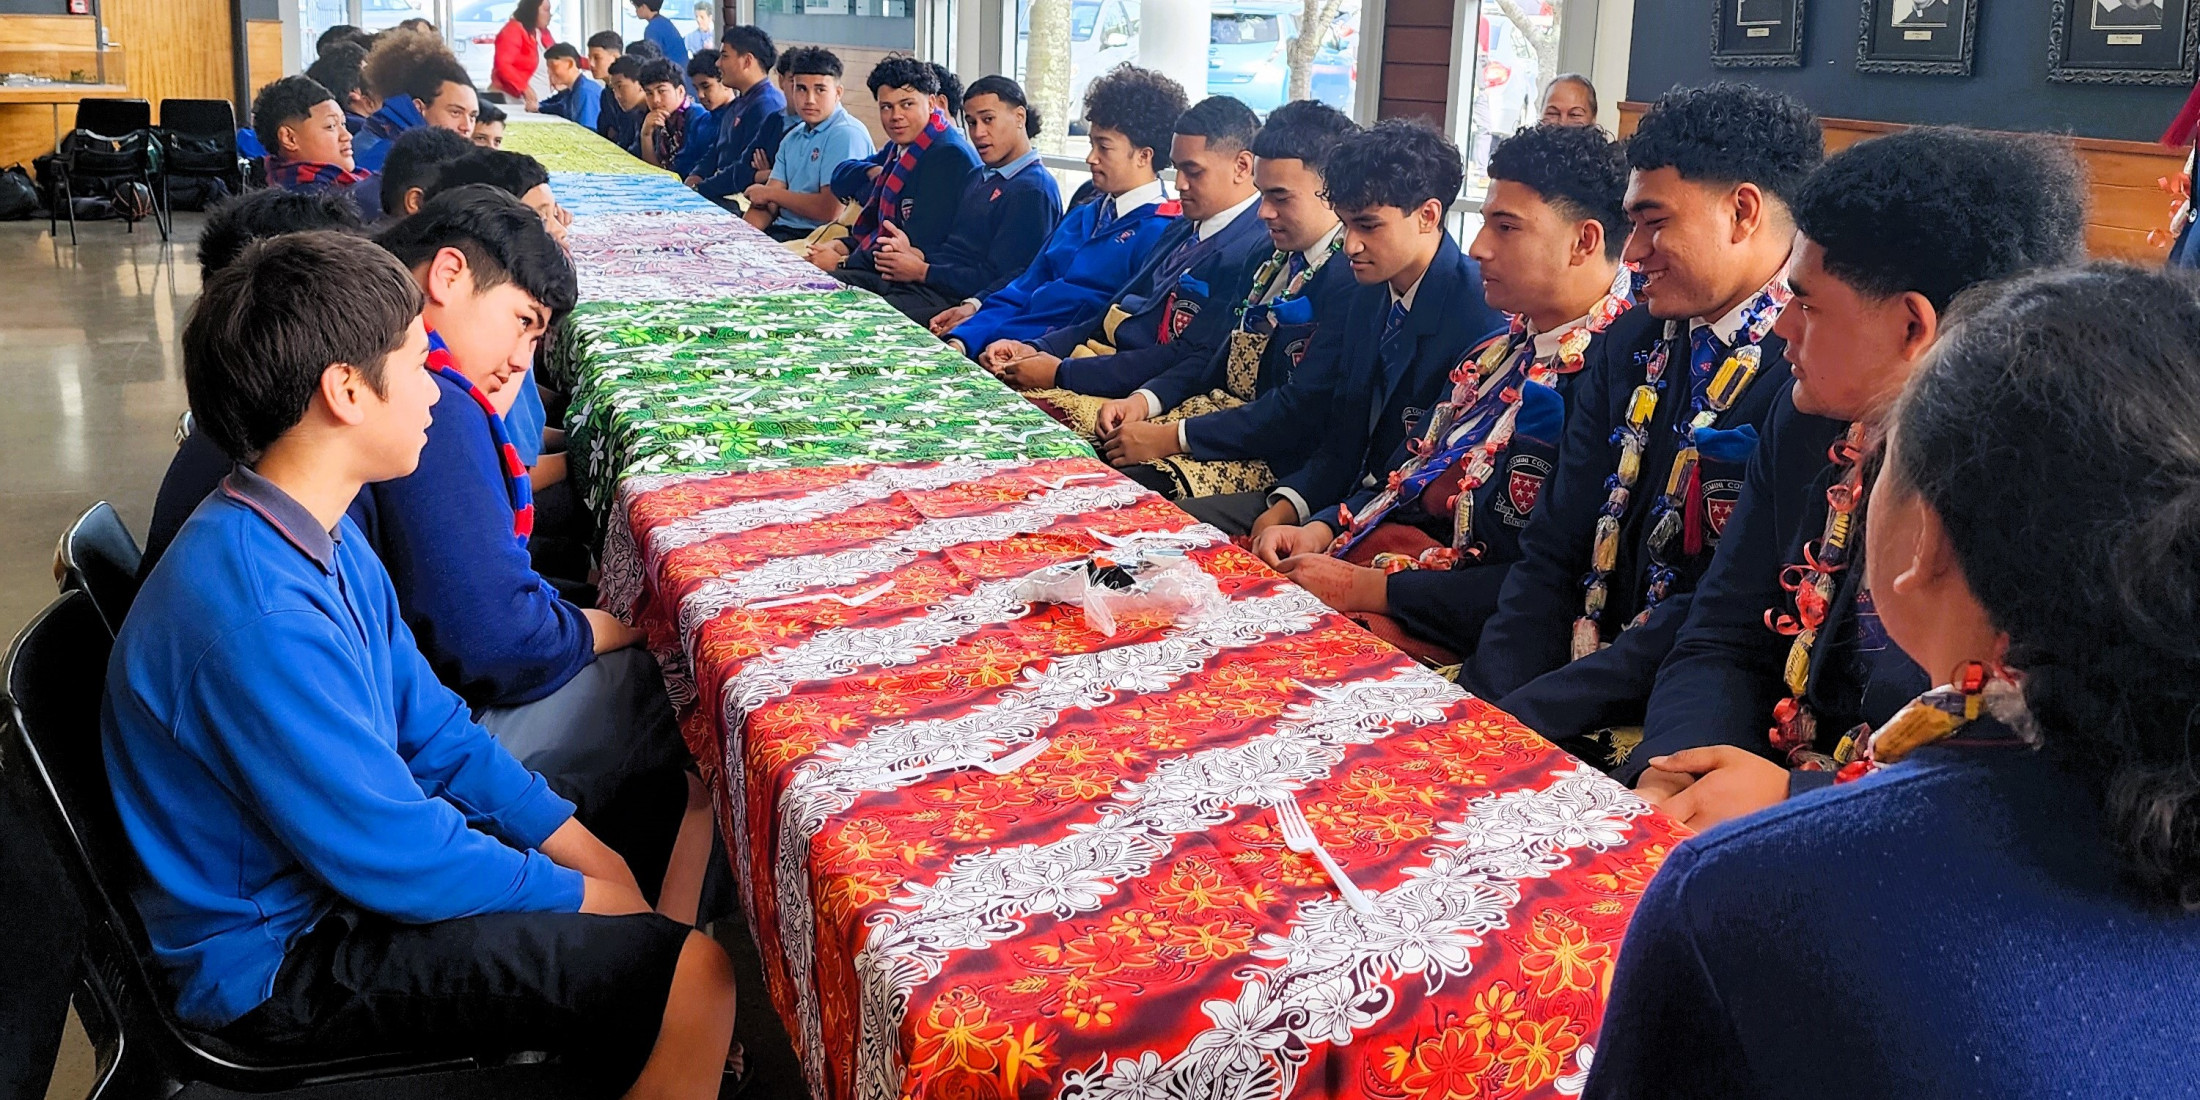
[1633, 389, 1929, 785]
[840, 131, 984, 274]
[1467, 313, 1793, 747]
[918, 157, 1066, 302]
[1141, 250, 1359, 472]
[1044, 206, 1275, 399]
[1271, 233, 1508, 523]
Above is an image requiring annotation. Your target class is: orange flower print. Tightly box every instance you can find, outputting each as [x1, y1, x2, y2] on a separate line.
[1103, 908, 1172, 942]
[1061, 931, 1158, 978]
[1498, 1016, 1580, 1091]
[830, 819, 893, 863]
[1518, 911, 1613, 998]
[911, 987, 1010, 1075]
[1276, 849, 1327, 889]
[1588, 843, 1671, 895]
[1164, 919, 1254, 963]
[1152, 858, 1234, 915]
[1061, 987, 1119, 1030]
[1465, 981, 1526, 1043]
[1388, 1025, 1495, 1100]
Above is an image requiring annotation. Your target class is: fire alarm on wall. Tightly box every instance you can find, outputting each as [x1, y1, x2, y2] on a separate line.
[68, 0, 89, 13]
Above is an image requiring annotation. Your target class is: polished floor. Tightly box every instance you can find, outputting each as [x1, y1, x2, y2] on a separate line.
[3, 212, 803, 1099]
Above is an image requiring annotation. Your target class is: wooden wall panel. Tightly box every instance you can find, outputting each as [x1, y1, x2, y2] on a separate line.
[0, 14, 97, 168]
[1379, 0, 1452, 124]
[247, 19, 284, 99]
[105, 0, 236, 107]
[1616, 102, 2185, 263]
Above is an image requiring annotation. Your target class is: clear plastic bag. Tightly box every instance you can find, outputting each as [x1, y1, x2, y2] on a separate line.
[1011, 549, 1226, 637]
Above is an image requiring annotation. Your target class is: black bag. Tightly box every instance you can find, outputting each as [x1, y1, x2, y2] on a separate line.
[165, 175, 231, 211]
[0, 164, 37, 220]
[162, 131, 233, 176]
[60, 128, 161, 180]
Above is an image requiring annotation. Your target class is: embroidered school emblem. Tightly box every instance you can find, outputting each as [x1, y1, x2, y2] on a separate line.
[1704, 478, 1744, 536]
[1169, 298, 1200, 338]
[1402, 407, 1427, 435]
[989, 187, 1002, 201]
[809, 148, 821, 161]
[1495, 454, 1552, 527]
[1285, 336, 1310, 366]
[899, 197, 916, 221]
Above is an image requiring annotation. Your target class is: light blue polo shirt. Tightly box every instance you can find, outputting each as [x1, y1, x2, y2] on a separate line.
[773, 105, 875, 230]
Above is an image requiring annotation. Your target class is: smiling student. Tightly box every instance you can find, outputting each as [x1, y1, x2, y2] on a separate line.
[107, 230, 738, 1095]
[939, 63, 1188, 359]
[253, 75, 383, 220]
[353, 26, 478, 172]
[807, 55, 979, 275]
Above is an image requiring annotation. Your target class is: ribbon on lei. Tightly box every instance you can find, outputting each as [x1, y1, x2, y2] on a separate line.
[1832, 662, 2031, 783]
[1766, 422, 1868, 768]
[426, 329, 535, 543]
[1331, 268, 1636, 565]
[850, 109, 952, 252]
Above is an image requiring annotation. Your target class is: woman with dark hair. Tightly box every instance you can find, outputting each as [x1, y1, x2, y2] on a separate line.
[491, 0, 558, 111]
[1585, 263, 2200, 1098]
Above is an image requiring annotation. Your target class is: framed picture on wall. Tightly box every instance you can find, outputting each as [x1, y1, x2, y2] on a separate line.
[1857, 0, 1978, 73]
[1712, 0, 1805, 66]
[2049, 0, 2200, 83]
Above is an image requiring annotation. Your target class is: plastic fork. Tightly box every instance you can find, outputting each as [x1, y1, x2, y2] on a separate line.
[1273, 793, 1378, 913]
[746, 580, 896, 611]
[1033, 472, 1110, 490]
[879, 737, 1052, 785]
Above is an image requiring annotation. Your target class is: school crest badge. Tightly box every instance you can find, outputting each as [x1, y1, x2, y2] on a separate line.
[1285, 336, 1310, 366]
[1704, 478, 1744, 537]
[1168, 298, 1200, 339]
[1495, 454, 1552, 527]
[899, 198, 916, 221]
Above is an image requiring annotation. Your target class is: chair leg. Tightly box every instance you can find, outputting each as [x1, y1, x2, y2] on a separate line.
[62, 177, 76, 246]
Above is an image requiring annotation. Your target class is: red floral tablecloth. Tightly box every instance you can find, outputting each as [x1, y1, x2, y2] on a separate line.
[604, 455, 1686, 1100]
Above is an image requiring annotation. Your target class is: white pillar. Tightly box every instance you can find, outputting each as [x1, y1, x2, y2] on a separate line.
[1140, 0, 1210, 104]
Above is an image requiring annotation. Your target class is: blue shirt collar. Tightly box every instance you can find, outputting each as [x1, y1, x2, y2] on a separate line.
[799, 106, 849, 135]
[985, 147, 1042, 181]
[219, 464, 340, 573]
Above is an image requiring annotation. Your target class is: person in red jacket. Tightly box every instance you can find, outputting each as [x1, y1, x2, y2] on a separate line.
[492, 0, 557, 111]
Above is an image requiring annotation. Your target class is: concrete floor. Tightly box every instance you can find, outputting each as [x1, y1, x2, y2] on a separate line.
[2, 212, 804, 1099]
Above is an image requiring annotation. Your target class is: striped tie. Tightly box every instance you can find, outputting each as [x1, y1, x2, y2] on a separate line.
[1381, 298, 1408, 345]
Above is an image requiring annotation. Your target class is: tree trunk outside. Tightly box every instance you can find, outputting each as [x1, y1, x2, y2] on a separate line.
[1286, 0, 1347, 105]
[1490, 0, 1562, 96]
[1027, 0, 1075, 155]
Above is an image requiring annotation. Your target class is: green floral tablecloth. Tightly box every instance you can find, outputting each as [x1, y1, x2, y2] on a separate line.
[505, 119, 677, 175]
[553, 293, 1095, 512]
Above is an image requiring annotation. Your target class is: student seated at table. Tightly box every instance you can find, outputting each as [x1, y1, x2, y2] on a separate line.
[829, 75, 1059, 325]
[741, 46, 874, 242]
[304, 40, 377, 134]
[253, 75, 382, 220]
[586, 31, 624, 138]
[355, 26, 478, 172]
[680, 49, 735, 164]
[1090, 99, 1357, 503]
[364, 190, 707, 905]
[1244, 125, 1628, 667]
[998, 95, 1268, 433]
[938, 64, 1189, 359]
[539, 42, 603, 131]
[636, 58, 710, 175]
[805, 56, 978, 274]
[685, 25, 782, 204]
[1628, 127, 2086, 830]
[1463, 83, 1821, 764]
[1177, 118, 1506, 538]
[141, 190, 369, 582]
[746, 47, 801, 185]
[107, 230, 738, 1094]
[1586, 263, 2200, 1099]
[377, 124, 476, 221]
[472, 102, 507, 148]
[600, 56, 650, 155]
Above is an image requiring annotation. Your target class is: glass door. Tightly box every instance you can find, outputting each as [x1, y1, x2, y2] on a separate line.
[1457, 0, 1565, 203]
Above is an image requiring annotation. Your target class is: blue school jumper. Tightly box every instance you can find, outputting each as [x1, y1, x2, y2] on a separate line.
[947, 193, 1182, 355]
[694, 80, 785, 197]
[655, 99, 712, 177]
[1636, 389, 1929, 786]
[641, 13, 688, 68]
[913, 150, 1064, 301]
[1585, 727, 2200, 1099]
[1045, 200, 1274, 399]
[351, 95, 425, 173]
[1337, 325, 1614, 658]
[348, 364, 594, 708]
[1466, 311, 1790, 748]
[1267, 233, 1507, 523]
[105, 467, 581, 1030]
[840, 129, 982, 272]
[542, 72, 603, 131]
[1136, 242, 1356, 473]
[592, 82, 623, 142]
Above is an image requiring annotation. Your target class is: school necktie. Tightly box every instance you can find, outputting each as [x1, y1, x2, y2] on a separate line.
[1285, 251, 1308, 281]
[1381, 297, 1409, 346]
[1093, 198, 1117, 236]
[1689, 323, 1724, 380]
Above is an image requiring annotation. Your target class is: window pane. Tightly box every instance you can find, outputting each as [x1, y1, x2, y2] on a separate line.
[1460, 0, 1562, 202]
[445, 1, 588, 92]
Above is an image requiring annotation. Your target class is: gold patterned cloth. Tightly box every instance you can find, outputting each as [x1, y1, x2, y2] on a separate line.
[1025, 326, 1280, 499]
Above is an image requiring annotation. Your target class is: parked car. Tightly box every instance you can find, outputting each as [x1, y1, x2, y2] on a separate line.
[1206, 0, 1357, 116]
[1015, 0, 1141, 132]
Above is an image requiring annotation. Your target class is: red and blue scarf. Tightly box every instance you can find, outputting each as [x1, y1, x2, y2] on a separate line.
[850, 109, 952, 252]
[426, 329, 535, 543]
[266, 158, 373, 190]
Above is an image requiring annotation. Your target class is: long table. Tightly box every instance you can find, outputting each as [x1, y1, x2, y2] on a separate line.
[506, 118, 1683, 1100]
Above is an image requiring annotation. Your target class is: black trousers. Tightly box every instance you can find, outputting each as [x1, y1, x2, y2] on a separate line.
[831, 267, 963, 324]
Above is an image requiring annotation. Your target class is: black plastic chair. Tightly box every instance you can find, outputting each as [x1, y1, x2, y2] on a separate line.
[56, 501, 143, 638]
[46, 128, 170, 245]
[0, 592, 597, 1099]
[75, 98, 152, 137]
[159, 98, 246, 207]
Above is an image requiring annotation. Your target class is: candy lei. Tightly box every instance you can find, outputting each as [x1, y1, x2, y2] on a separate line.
[1330, 269, 1634, 569]
[1832, 662, 2030, 782]
[1570, 279, 1789, 662]
[1766, 421, 1868, 769]
[1237, 232, 1342, 334]
[426, 330, 536, 543]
